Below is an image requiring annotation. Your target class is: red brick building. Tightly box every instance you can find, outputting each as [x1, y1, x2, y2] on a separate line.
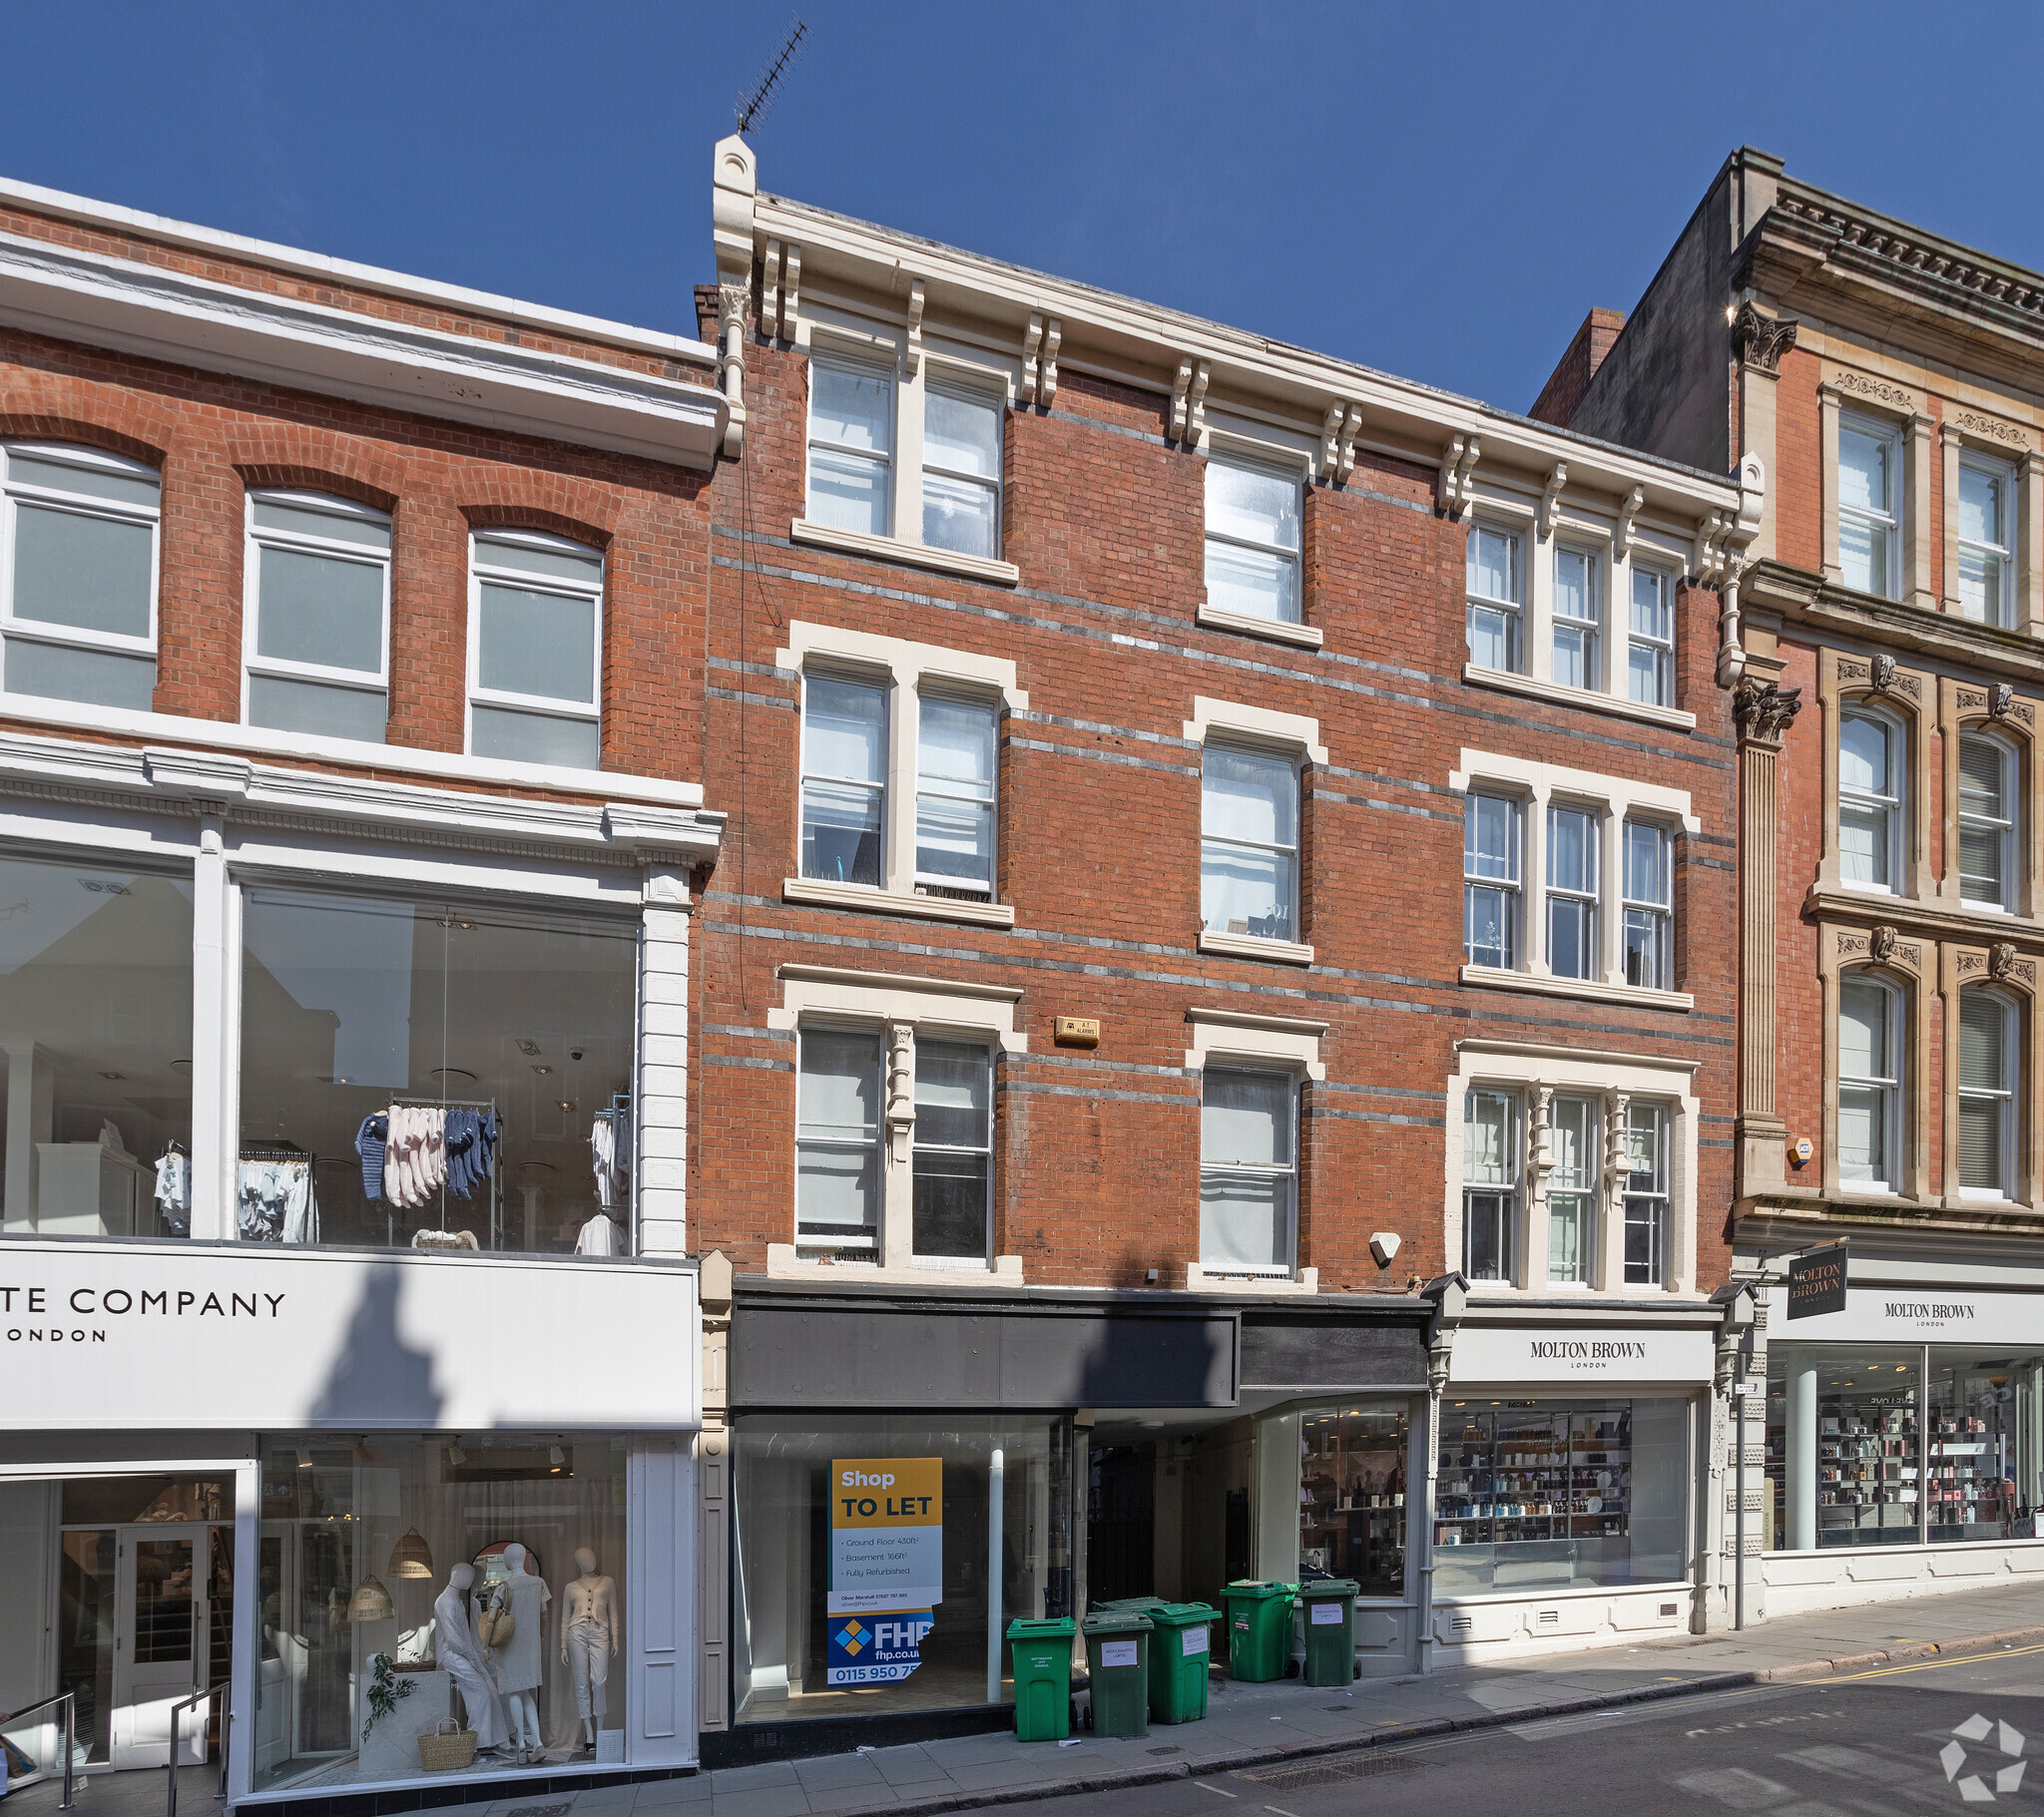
[0, 178, 729, 1803]
[694, 135, 1760, 1759]
[1557, 149, 2044, 1622]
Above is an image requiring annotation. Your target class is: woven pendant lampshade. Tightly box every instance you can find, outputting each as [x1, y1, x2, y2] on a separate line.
[387, 1528, 434, 1580]
[346, 1576, 395, 1622]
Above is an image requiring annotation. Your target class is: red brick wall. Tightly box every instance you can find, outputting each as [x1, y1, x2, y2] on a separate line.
[0, 314, 713, 782]
[691, 322, 1742, 1292]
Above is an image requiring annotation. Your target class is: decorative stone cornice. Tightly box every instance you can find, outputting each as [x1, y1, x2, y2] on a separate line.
[1733, 678, 1801, 745]
[0, 230, 727, 468]
[1744, 558, 2044, 685]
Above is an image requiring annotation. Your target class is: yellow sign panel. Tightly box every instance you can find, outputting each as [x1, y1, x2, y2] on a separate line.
[830, 1456, 942, 1530]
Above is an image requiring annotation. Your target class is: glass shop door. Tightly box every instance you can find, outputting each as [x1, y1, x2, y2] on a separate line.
[109, 1524, 208, 1769]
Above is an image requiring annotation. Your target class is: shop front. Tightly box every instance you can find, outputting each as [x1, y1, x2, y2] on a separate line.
[1424, 1309, 1720, 1661]
[718, 1284, 1434, 1764]
[1757, 1276, 2044, 1618]
[0, 1241, 703, 1810]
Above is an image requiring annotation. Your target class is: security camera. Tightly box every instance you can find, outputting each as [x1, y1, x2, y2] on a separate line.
[569, 1047, 584, 1062]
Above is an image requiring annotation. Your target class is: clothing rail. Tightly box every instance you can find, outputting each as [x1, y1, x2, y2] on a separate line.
[239, 1145, 310, 1161]
[382, 1097, 503, 1247]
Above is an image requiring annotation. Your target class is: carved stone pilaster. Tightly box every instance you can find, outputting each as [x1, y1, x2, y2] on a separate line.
[1732, 300, 1799, 375]
[1736, 674, 1799, 1190]
[886, 1021, 916, 1163]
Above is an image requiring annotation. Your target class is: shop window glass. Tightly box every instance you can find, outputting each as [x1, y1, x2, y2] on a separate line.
[1433, 1399, 1687, 1595]
[237, 888, 636, 1253]
[732, 1415, 1069, 1725]
[0, 1475, 233, 1777]
[1297, 1406, 1408, 1596]
[0, 851, 193, 1240]
[249, 1436, 625, 1794]
[1927, 1347, 2044, 1542]
[1764, 1346, 1922, 1550]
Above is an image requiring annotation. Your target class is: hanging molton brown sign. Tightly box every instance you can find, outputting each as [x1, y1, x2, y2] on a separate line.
[827, 1457, 942, 1687]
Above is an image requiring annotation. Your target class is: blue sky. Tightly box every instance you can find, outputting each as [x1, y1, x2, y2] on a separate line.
[4, 2, 2042, 417]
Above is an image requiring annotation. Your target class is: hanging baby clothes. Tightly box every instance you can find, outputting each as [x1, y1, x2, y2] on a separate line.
[445, 1108, 499, 1200]
[590, 1109, 629, 1210]
[356, 1113, 388, 1202]
[154, 1148, 191, 1236]
[281, 1164, 318, 1244]
[418, 1108, 447, 1199]
[574, 1212, 621, 1256]
[382, 1107, 413, 1207]
[237, 1160, 295, 1242]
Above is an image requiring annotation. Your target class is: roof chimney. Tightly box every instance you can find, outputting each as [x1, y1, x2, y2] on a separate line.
[1529, 308, 1625, 429]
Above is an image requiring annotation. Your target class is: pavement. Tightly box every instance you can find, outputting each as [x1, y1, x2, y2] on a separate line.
[7, 1588, 2039, 1817]
[644, 1583, 2044, 1817]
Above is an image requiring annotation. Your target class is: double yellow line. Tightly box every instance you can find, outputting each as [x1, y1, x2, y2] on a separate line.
[1824, 1640, 2044, 1684]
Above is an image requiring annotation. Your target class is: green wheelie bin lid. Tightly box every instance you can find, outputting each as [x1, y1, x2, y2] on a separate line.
[1298, 1578, 1360, 1599]
[1007, 1617, 1076, 1743]
[1144, 1601, 1218, 1725]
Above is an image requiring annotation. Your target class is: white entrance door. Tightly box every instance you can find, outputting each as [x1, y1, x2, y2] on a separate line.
[109, 1525, 207, 1769]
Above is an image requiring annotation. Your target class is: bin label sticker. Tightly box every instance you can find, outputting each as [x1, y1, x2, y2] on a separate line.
[829, 1456, 943, 1613]
[1182, 1627, 1208, 1655]
[826, 1610, 933, 1686]
[1310, 1602, 1343, 1625]
[1100, 1639, 1139, 1668]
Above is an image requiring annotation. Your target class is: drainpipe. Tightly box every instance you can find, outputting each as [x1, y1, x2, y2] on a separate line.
[1717, 452, 1769, 688]
[1416, 1273, 1466, 1674]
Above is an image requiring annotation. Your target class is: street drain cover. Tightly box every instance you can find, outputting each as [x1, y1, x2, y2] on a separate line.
[1243, 1751, 1427, 1788]
[1148, 1745, 1183, 1756]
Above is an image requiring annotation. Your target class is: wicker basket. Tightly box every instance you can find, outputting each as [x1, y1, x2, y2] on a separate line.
[417, 1725, 478, 1773]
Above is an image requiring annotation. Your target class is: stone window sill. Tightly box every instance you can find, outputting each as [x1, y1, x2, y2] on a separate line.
[782, 876, 1017, 927]
[1184, 1263, 1319, 1295]
[1200, 928, 1315, 967]
[1463, 664, 1698, 732]
[789, 518, 1020, 587]
[1196, 602, 1324, 649]
[766, 1243, 1026, 1283]
[1459, 964, 1693, 1013]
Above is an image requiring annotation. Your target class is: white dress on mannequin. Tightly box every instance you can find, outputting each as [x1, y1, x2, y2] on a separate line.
[433, 1565, 508, 1750]
[489, 1543, 551, 1757]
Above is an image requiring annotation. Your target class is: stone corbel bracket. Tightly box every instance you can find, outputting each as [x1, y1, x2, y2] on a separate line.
[904, 276, 925, 376]
[1170, 355, 1210, 445]
[1438, 433, 1480, 519]
[1319, 401, 1361, 484]
[1020, 313, 1061, 407]
[1538, 462, 1567, 540]
[1616, 486, 1644, 558]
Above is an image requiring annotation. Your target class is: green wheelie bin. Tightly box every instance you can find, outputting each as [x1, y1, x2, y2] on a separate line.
[1145, 1601, 1218, 1724]
[1080, 1607, 1153, 1738]
[1297, 1578, 1360, 1687]
[1008, 1616, 1077, 1741]
[1222, 1581, 1295, 1683]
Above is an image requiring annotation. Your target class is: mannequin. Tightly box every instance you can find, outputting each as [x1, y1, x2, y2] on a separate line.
[487, 1544, 551, 1761]
[433, 1565, 509, 1751]
[559, 1547, 619, 1750]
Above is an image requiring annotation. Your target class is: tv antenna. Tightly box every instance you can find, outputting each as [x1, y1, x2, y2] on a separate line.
[736, 19, 808, 137]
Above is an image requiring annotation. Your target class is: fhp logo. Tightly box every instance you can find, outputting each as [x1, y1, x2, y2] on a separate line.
[1941, 1713, 2025, 1802]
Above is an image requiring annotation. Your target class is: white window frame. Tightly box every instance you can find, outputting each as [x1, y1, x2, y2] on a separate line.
[1447, 1043, 1702, 1296]
[1202, 449, 1303, 629]
[797, 666, 890, 891]
[912, 686, 999, 899]
[1461, 1087, 1521, 1284]
[1956, 729, 2018, 914]
[787, 311, 1021, 586]
[794, 1022, 886, 1252]
[1956, 453, 2014, 628]
[241, 488, 392, 735]
[1186, 697, 1324, 967]
[1621, 818, 1674, 991]
[0, 442, 163, 689]
[465, 528, 604, 763]
[1957, 987, 2017, 1202]
[1451, 748, 1697, 1010]
[777, 622, 1023, 928]
[804, 347, 895, 536]
[909, 1035, 996, 1265]
[1198, 1065, 1300, 1279]
[1626, 565, 1675, 708]
[920, 375, 1004, 563]
[1463, 791, 1522, 970]
[1621, 1101, 1671, 1287]
[767, 966, 1027, 1278]
[1551, 544, 1602, 691]
[1837, 972, 1902, 1194]
[1466, 521, 1523, 676]
[1838, 704, 1904, 896]
[1838, 412, 1901, 600]
[1201, 741, 1300, 947]
[1546, 1093, 1598, 1287]
[1544, 801, 1600, 983]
